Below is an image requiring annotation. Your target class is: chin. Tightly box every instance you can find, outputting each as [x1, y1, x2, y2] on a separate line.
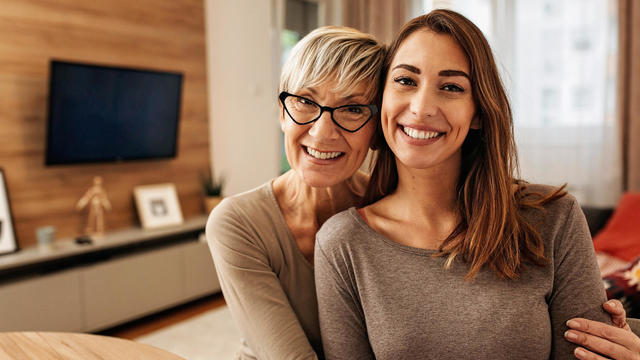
[398, 147, 461, 171]
[395, 152, 440, 170]
[399, 161, 432, 170]
[300, 171, 345, 188]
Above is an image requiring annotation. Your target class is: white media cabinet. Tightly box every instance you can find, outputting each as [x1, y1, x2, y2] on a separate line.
[0, 216, 220, 332]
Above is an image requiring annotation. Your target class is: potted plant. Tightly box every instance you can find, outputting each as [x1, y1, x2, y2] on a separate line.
[202, 169, 225, 215]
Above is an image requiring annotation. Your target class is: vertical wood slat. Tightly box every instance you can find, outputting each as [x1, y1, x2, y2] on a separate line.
[625, 0, 640, 191]
[0, 0, 210, 247]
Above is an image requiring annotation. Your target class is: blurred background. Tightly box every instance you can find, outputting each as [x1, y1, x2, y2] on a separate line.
[213, 0, 628, 208]
[0, 1, 638, 358]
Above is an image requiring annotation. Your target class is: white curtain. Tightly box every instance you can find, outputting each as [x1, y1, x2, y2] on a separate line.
[418, 0, 622, 207]
[341, 0, 409, 44]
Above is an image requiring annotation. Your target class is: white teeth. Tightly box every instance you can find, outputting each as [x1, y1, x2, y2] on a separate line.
[306, 147, 342, 160]
[402, 126, 441, 140]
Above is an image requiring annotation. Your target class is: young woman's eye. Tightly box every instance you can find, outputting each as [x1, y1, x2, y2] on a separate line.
[442, 84, 464, 92]
[393, 77, 416, 86]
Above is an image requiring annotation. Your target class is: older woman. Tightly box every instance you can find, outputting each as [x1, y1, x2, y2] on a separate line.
[314, 10, 619, 360]
[206, 26, 385, 359]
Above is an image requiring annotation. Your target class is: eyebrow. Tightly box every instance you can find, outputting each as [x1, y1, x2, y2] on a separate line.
[343, 93, 366, 101]
[439, 69, 470, 79]
[392, 64, 420, 74]
[305, 87, 366, 101]
[392, 64, 470, 79]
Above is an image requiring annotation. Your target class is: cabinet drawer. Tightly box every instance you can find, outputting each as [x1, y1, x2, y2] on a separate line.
[82, 246, 183, 331]
[0, 269, 83, 332]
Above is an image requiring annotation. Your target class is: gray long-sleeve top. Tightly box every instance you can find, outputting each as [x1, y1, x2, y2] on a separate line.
[315, 186, 611, 360]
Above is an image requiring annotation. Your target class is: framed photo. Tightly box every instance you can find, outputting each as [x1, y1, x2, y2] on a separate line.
[0, 169, 18, 255]
[134, 183, 184, 229]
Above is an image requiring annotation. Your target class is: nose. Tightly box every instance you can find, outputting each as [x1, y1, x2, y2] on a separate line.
[308, 110, 340, 140]
[410, 86, 438, 118]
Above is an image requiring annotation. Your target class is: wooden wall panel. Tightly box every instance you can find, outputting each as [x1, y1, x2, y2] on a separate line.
[0, 0, 210, 247]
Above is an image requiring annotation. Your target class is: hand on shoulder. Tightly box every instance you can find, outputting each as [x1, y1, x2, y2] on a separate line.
[565, 300, 640, 359]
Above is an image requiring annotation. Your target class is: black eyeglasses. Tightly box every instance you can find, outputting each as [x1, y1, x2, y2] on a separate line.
[279, 91, 377, 133]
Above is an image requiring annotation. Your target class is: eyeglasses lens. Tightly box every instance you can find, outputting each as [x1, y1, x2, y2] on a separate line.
[284, 96, 371, 131]
[333, 106, 372, 130]
[284, 97, 320, 123]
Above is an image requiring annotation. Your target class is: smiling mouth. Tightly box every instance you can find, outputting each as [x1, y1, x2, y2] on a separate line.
[401, 125, 443, 140]
[305, 146, 344, 160]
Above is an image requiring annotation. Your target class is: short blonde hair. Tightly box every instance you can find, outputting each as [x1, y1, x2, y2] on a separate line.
[279, 26, 386, 102]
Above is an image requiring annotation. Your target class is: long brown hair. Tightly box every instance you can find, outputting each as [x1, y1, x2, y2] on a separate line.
[363, 9, 565, 280]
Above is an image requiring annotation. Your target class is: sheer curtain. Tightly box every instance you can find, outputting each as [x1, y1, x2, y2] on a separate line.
[341, 0, 408, 44]
[417, 0, 622, 207]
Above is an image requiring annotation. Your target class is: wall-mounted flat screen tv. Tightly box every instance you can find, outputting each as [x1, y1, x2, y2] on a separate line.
[46, 60, 183, 165]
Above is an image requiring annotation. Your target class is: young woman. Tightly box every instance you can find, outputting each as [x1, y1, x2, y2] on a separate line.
[206, 26, 385, 359]
[314, 10, 614, 359]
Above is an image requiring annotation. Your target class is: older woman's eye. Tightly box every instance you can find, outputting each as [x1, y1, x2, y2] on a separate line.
[393, 77, 416, 86]
[296, 97, 314, 105]
[293, 97, 317, 109]
[344, 106, 364, 114]
[442, 84, 464, 92]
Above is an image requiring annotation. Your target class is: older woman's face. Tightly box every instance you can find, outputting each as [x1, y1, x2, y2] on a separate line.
[279, 80, 375, 188]
[381, 30, 478, 171]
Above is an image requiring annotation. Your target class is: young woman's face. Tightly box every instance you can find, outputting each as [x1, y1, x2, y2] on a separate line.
[381, 30, 478, 172]
[280, 80, 375, 187]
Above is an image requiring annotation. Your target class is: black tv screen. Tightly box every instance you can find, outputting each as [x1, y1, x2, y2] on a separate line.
[46, 60, 183, 165]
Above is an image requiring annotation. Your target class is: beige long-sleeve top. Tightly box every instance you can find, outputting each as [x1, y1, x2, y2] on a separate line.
[315, 186, 611, 360]
[206, 181, 320, 360]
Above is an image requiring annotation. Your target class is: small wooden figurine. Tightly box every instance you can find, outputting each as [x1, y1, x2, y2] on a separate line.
[76, 176, 112, 237]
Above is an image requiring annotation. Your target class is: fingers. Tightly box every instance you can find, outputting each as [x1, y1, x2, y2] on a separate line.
[603, 300, 630, 330]
[604, 299, 626, 317]
[565, 328, 630, 359]
[565, 319, 640, 360]
[572, 346, 613, 360]
[567, 318, 639, 349]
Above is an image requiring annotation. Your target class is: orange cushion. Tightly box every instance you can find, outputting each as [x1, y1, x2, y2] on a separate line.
[593, 192, 640, 262]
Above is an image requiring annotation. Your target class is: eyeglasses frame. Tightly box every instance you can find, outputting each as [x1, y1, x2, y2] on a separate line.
[278, 91, 378, 133]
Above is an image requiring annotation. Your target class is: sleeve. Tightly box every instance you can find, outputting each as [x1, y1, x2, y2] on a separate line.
[314, 228, 375, 360]
[206, 199, 318, 360]
[548, 198, 613, 359]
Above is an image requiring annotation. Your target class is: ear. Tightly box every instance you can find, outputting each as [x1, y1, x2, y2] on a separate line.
[279, 104, 286, 132]
[470, 115, 481, 130]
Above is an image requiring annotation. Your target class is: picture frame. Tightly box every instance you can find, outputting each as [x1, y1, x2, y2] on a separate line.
[133, 183, 184, 229]
[0, 168, 18, 255]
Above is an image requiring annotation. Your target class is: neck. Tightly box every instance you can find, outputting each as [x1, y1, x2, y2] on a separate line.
[391, 154, 461, 221]
[363, 153, 463, 250]
[273, 170, 361, 228]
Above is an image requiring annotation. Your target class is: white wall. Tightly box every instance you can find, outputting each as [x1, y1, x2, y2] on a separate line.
[205, 0, 282, 196]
